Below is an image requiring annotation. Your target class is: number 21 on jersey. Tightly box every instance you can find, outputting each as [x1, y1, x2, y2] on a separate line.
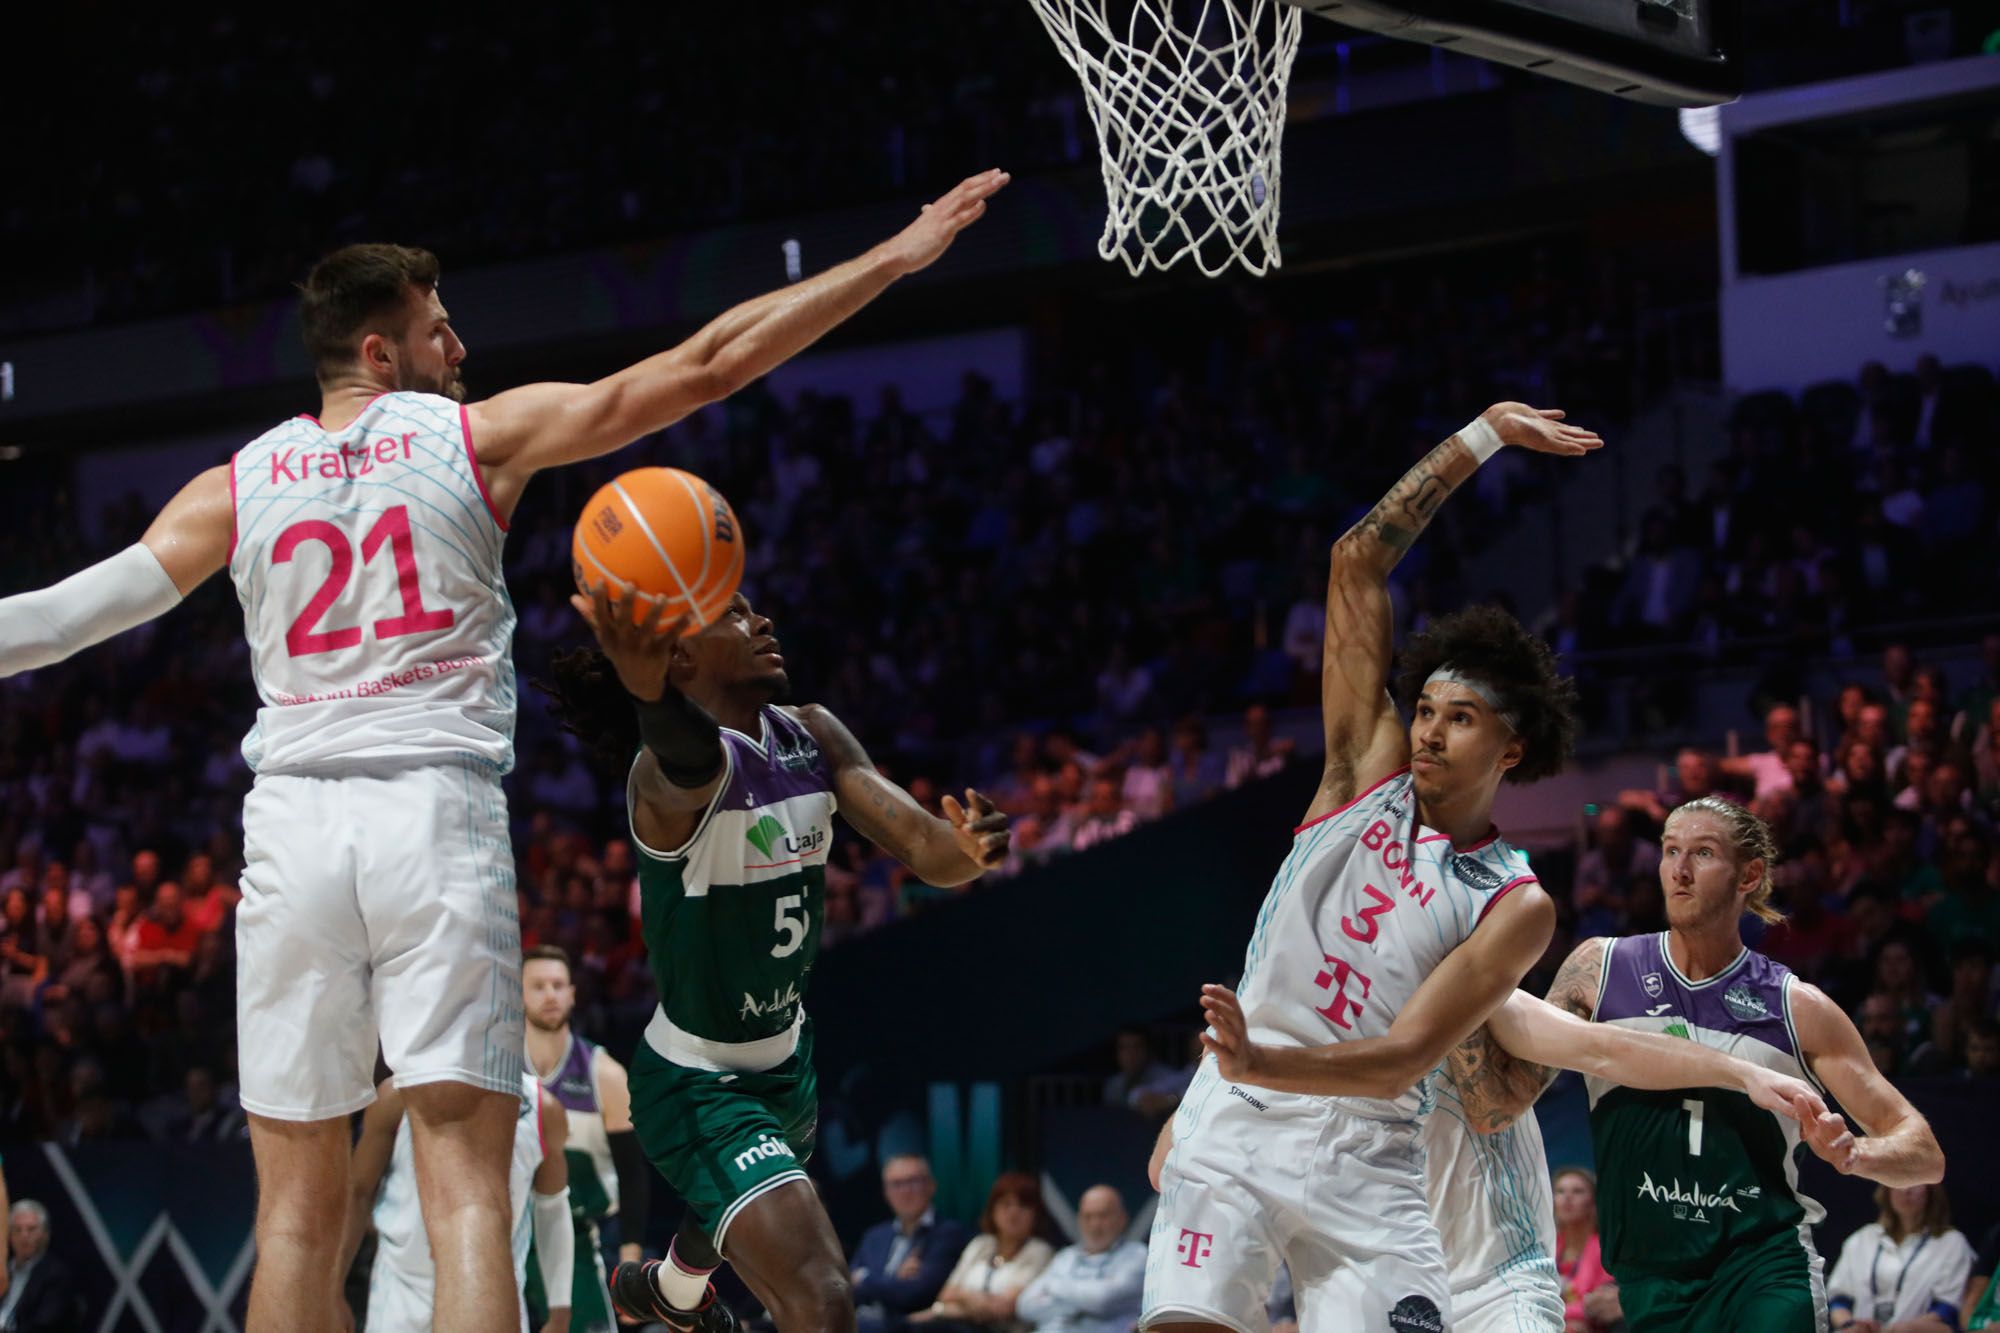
[273, 505, 455, 657]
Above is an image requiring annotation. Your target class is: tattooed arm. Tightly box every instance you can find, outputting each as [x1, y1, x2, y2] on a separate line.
[794, 704, 1011, 887]
[1446, 935, 1607, 1132]
[1301, 404, 1601, 825]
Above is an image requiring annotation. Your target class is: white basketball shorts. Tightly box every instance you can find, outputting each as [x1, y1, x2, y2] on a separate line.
[1448, 1265, 1564, 1333]
[236, 755, 524, 1120]
[1143, 1066, 1451, 1333]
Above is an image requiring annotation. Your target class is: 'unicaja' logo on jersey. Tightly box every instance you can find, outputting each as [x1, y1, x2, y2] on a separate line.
[746, 815, 787, 858]
[1723, 983, 1771, 1022]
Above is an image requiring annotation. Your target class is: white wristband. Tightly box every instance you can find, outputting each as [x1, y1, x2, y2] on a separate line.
[1459, 416, 1503, 464]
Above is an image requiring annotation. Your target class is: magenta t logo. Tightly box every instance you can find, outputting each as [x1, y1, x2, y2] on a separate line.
[1176, 1229, 1215, 1268]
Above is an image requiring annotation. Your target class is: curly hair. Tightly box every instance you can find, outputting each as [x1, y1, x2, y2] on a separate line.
[532, 647, 640, 780]
[1394, 604, 1578, 785]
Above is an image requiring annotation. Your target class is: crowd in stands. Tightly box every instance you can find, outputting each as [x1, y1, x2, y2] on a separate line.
[12, 5, 1087, 327]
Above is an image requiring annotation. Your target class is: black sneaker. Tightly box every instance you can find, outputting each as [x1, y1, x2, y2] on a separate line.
[609, 1262, 737, 1333]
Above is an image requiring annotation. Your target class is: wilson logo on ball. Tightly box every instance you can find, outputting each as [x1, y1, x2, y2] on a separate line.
[572, 467, 746, 631]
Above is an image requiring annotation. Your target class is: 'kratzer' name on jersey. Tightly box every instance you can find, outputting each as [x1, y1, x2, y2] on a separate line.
[268, 433, 419, 484]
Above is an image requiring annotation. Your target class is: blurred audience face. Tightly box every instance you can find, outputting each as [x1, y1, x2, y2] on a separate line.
[131, 850, 160, 892]
[1075, 1185, 1128, 1254]
[1245, 705, 1271, 749]
[991, 1192, 1036, 1249]
[1837, 684, 1867, 733]
[1087, 776, 1123, 818]
[1842, 742, 1881, 790]
[1897, 750, 1934, 798]
[1859, 994, 1901, 1045]
[1856, 705, 1890, 753]
[9, 1204, 48, 1262]
[882, 1156, 936, 1227]
[1905, 698, 1938, 745]
[1968, 1029, 2000, 1077]
[1883, 644, 1913, 690]
[154, 883, 184, 927]
[1875, 941, 1917, 995]
[1763, 705, 1799, 752]
[1116, 1030, 1152, 1079]
[1784, 741, 1820, 790]
[1926, 763, 1966, 815]
[1675, 749, 1713, 798]
[1552, 1170, 1596, 1232]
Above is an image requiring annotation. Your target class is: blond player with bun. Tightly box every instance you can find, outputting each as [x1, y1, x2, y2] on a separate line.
[0, 169, 1007, 1333]
[1454, 796, 1946, 1333]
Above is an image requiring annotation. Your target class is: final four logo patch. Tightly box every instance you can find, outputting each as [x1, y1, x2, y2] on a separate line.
[1723, 983, 1770, 1022]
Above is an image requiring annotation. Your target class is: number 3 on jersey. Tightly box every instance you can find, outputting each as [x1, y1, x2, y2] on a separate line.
[274, 505, 456, 657]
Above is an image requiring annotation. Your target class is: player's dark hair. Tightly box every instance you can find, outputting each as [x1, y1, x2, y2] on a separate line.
[298, 243, 441, 380]
[524, 944, 572, 972]
[1394, 604, 1578, 785]
[533, 647, 640, 781]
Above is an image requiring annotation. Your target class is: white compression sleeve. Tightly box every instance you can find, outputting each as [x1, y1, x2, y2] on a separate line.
[532, 1187, 575, 1310]
[0, 543, 183, 677]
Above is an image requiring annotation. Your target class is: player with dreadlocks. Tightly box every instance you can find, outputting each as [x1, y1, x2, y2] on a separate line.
[537, 582, 1010, 1333]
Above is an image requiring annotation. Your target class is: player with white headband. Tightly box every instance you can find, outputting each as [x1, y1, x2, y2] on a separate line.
[1143, 402, 1636, 1333]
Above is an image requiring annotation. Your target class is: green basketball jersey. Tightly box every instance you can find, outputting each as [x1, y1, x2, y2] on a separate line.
[1585, 933, 1827, 1285]
[630, 706, 833, 1063]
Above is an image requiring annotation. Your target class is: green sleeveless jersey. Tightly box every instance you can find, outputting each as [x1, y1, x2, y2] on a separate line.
[1585, 933, 1827, 1284]
[630, 706, 833, 1064]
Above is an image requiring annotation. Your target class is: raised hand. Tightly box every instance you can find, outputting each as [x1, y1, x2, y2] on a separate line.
[1798, 1099, 1859, 1174]
[1480, 403, 1603, 457]
[942, 789, 1010, 870]
[569, 581, 691, 702]
[882, 169, 1010, 275]
[1199, 984, 1269, 1086]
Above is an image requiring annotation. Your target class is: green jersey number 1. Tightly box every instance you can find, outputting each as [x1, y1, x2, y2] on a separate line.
[1683, 1099, 1705, 1155]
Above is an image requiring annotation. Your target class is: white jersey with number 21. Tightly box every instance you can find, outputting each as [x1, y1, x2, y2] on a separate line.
[228, 390, 516, 776]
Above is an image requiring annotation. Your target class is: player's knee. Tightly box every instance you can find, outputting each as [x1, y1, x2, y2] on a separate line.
[781, 1263, 855, 1333]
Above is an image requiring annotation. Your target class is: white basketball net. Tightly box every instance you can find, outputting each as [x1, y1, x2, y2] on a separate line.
[1028, 0, 1302, 277]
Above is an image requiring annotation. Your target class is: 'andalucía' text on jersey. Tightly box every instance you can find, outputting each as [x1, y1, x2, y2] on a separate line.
[1585, 933, 1826, 1283]
[630, 706, 834, 1065]
[1235, 767, 1539, 1121]
[229, 391, 517, 775]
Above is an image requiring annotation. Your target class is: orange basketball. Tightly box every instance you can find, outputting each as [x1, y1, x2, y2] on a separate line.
[572, 467, 745, 632]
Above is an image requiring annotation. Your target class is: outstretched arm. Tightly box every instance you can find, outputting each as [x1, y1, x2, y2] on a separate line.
[1302, 405, 1601, 824]
[466, 170, 1009, 513]
[1446, 936, 1607, 1131]
[1200, 885, 1556, 1098]
[0, 465, 230, 678]
[1792, 981, 1945, 1186]
[796, 705, 1010, 887]
[1466, 990, 1829, 1132]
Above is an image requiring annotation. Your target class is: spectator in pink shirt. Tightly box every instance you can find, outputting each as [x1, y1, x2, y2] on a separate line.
[1554, 1167, 1614, 1332]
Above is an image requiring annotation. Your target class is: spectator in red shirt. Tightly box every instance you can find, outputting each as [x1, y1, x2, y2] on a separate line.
[129, 883, 200, 988]
[179, 854, 239, 935]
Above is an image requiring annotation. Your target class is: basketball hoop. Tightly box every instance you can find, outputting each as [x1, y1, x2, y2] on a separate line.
[1027, 0, 1302, 278]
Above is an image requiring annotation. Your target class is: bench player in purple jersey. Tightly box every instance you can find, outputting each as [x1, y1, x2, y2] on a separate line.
[0, 169, 1008, 1332]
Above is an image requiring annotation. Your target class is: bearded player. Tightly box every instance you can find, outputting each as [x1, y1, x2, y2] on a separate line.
[1140, 402, 1604, 1333]
[538, 583, 1010, 1332]
[1446, 797, 1944, 1332]
[523, 945, 649, 1333]
[0, 168, 1007, 1332]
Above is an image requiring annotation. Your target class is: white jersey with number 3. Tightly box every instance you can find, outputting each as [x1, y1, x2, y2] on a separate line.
[1233, 767, 1538, 1121]
[228, 391, 516, 775]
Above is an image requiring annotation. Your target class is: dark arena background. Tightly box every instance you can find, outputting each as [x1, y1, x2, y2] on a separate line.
[1, 4, 1998, 1330]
